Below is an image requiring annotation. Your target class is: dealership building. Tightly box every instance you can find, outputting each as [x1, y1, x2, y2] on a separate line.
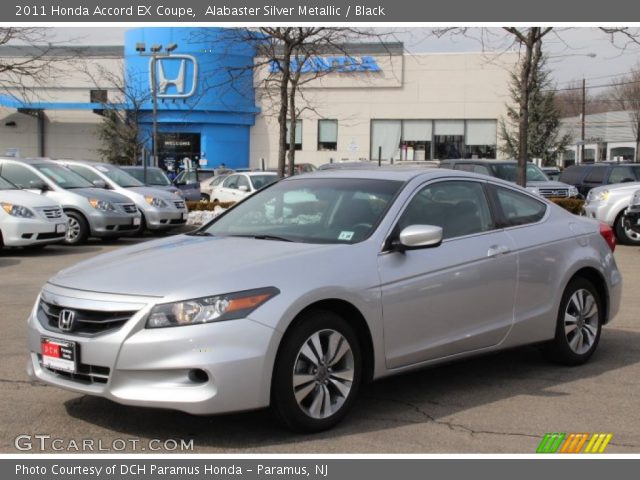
[0, 27, 517, 170]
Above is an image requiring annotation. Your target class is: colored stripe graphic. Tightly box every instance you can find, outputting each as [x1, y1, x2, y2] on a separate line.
[538, 433, 613, 453]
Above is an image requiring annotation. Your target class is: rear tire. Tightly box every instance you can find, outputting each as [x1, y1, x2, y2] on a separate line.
[614, 212, 640, 245]
[64, 211, 89, 245]
[544, 277, 603, 366]
[271, 310, 362, 432]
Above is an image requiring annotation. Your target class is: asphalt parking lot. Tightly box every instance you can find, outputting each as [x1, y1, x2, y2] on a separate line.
[1, 237, 639, 454]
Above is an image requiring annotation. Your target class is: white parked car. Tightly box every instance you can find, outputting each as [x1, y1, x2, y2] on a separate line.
[210, 172, 278, 203]
[583, 181, 640, 245]
[0, 175, 67, 249]
[200, 173, 231, 201]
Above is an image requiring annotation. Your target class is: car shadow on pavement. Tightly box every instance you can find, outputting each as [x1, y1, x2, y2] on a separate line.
[63, 327, 640, 450]
[0, 258, 21, 267]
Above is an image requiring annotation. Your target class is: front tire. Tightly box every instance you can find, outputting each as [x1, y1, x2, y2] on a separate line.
[545, 277, 603, 366]
[614, 212, 640, 245]
[271, 310, 362, 432]
[64, 211, 89, 245]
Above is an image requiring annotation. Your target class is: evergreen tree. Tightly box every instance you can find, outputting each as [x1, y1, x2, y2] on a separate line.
[500, 53, 571, 166]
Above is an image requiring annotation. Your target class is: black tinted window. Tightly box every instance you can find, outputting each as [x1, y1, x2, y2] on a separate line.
[608, 166, 638, 184]
[398, 181, 493, 239]
[559, 166, 587, 185]
[584, 167, 607, 184]
[494, 186, 547, 226]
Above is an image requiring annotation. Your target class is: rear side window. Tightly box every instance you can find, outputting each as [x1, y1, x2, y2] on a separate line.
[608, 166, 638, 184]
[493, 186, 547, 227]
[584, 167, 607, 184]
[0, 163, 41, 188]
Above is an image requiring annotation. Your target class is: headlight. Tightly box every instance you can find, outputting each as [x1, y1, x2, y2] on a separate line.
[526, 187, 541, 196]
[568, 186, 579, 197]
[146, 287, 280, 328]
[589, 190, 609, 203]
[632, 191, 640, 206]
[89, 199, 116, 212]
[1, 203, 35, 218]
[145, 196, 168, 208]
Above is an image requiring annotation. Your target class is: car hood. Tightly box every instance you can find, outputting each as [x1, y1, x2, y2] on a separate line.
[70, 188, 133, 203]
[0, 189, 61, 208]
[526, 180, 573, 188]
[593, 181, 640, 194]
[126, 186, 180, 200]
[49, 234, 339, 298]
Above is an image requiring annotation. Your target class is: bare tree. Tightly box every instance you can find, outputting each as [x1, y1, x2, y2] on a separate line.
[433, 27, 640, 186]
[609, 65, 640, 162]
[82, 64, 151, 165]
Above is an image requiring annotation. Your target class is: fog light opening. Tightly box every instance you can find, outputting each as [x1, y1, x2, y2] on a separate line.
[188, 369, 209, 384]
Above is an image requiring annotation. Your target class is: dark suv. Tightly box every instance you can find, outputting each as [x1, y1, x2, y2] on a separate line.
[439, 159, 579, 198]
[559, 163, 640, 197]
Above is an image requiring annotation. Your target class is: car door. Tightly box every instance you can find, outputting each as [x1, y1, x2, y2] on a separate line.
[378, 179, 518, 369]
[217, 174, 240, 203]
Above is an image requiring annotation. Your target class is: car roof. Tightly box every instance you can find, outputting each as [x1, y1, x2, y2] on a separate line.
[293, 167, 500, 183]
[120, 166, 162, 170]
[1, 157, 58, 166]
[236, 171, 278, 176]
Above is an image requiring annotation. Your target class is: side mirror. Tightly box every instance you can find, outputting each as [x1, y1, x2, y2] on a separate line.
[238, 185, 249, 192]
[93, 179, 107, 189]
[28, 179, 48, 192]
[392, 225, 443, 251]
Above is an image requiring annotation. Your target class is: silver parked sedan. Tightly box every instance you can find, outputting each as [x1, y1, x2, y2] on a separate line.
[27, 169, 621, 432]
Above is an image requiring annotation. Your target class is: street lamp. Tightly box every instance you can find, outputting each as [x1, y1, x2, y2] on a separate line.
[136, 42, 179, 182]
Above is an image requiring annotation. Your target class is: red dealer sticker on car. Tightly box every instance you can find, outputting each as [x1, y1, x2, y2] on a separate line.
[41, 338, 77, 373]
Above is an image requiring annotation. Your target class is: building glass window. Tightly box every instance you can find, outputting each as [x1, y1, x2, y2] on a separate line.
[286, 120, 302, 151]
[584, 148, 596, 162]
[465, 120, 497, 159]
[401, 120, 432, 160]
[610, 147, 635, 161]
[371, 120, 401, 161]
[434, 120, 464, 159]
[318, 120, 338, 151]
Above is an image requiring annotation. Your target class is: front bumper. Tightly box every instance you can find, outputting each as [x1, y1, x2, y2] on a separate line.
[143, 206, 188, 230]
[88, 210, 142, 238]
[583, 202, 612, 225]
[0, 216, 67, 247]
[26, 285, 281, 415]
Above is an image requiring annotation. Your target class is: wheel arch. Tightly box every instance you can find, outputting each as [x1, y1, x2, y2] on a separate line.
[567, 267, 610, 324]
[275, 298, 376, 384]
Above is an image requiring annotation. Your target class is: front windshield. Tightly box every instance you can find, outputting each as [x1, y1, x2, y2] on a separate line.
[492, 163, 549, 182]
[96, 166, 144, 188]
[124, 168, 171, 186]
[35, 165, 94, 189]
[203, 178, 403, 244]
[0, 176, 17, 190]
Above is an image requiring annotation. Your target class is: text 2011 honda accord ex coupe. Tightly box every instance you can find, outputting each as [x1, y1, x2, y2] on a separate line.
[26, 169, 622, 432]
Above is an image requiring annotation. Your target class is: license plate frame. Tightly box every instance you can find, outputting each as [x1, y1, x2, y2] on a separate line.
[133, 217, 141, 226]
[55, 223, 66, 234]
[41, 337, 77, 374]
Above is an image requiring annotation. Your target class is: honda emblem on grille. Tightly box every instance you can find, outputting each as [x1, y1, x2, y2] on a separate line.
[58, 309, 76, 332]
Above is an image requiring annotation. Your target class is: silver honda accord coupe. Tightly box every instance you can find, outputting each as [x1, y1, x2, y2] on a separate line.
[26, 169, 622, 432]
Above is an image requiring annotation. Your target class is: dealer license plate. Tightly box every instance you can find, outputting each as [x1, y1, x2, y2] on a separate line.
[133, 217, 141, 226]
[41, 338, 77, 373]
[182, 213, 188, 220]
[55, 223, 66, 233]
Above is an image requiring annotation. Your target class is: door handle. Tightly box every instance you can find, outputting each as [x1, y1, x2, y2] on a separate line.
[487, 245, 511, 257]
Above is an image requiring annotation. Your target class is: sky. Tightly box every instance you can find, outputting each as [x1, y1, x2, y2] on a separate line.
[48, 26, 640, 88]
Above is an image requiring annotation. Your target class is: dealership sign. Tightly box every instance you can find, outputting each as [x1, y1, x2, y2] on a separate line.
[149, 55, 198, 98]
[269, 55, 381, 74]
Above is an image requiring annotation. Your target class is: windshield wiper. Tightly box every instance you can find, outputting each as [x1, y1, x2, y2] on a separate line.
[188, 231, 214, 237]
[229, 234, 294, 242]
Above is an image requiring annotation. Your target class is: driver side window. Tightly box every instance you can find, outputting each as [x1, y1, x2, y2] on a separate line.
[223, 175, 239, 189]
[398, 181, 493, 239]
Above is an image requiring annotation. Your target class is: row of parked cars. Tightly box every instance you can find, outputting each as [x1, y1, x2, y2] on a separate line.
[0, 157, 188, 249]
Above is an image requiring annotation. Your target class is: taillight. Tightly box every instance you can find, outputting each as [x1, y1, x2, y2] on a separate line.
[599, 222, 616, 252]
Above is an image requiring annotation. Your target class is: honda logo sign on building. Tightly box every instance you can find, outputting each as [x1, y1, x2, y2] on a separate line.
[149, 55, 198, 98]
[269, 55, 381, 74]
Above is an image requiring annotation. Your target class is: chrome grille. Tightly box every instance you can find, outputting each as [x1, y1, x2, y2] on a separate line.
[174, 201, 186, 210]
[538, 188, 569, 198]
[118, 203, 138, 214]
[40, 207, 63, 219]
[38, 300, 137, 337]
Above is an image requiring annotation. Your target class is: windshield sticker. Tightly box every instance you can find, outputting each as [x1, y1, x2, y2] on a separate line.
[338, 231, 354, 241]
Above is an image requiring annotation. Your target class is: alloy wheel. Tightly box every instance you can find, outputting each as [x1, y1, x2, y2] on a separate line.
[292, 329, 355, 419]
[66, 217, 80, 243]
[564, 289, 599, 355]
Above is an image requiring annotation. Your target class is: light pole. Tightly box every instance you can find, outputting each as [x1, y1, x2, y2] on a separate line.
[136, 42, 178, 183]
